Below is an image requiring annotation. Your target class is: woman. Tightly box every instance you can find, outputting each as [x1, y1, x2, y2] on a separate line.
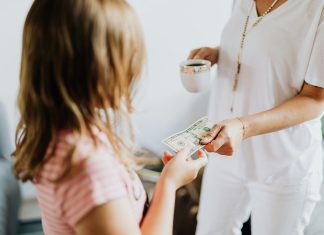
[188, 0, 324, 234]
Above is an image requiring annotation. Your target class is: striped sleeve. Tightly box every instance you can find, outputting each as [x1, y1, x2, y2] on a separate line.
[55, 154, 127, 227]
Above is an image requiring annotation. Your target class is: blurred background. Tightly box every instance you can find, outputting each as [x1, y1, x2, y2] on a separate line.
[0, 1, 323, 235]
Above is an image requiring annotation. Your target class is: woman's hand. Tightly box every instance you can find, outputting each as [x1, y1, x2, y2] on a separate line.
[188, 47, 219, 66]
[161, 148, 208, 190]
[200, 119, 244, 156]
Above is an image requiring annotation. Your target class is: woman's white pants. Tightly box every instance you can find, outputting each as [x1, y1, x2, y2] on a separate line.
[196, 157, 321, 235]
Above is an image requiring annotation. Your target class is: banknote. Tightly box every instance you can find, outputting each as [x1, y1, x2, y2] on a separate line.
[162, 116, 214, 155]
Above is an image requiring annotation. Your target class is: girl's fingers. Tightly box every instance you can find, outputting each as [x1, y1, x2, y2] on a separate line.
[163, 150, 178, 164]
[197, 149, 206, 157]
[162, 155, 168, 165]
[163, 151, 173, 158]
[176, 147, 191, 160]
[192, 152, 208, 168]
[192, 153, 208, 169]
[162, 151, 174, 164]
[166, 156, 173, 162]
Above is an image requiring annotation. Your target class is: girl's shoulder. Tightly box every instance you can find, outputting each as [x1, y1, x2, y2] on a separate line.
[38, 129, 120, 183]
[36, 130, 130, 228]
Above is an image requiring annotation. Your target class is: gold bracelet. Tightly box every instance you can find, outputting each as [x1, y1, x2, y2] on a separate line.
[236, 117, 246, 138]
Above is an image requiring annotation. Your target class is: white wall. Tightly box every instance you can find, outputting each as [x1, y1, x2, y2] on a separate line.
[0, 1, 232, 198]
[0, 0, 34, 199]
[0, 1, 33, 156]
[130, 0, 232, 154]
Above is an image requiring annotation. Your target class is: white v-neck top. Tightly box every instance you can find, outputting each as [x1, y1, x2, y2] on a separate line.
[208, 0, 324, 186]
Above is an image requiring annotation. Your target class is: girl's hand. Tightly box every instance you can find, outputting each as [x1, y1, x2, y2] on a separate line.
[161, 148, 208, 190]
[187, 47, 219, 66]
[200, 119, 244, 156]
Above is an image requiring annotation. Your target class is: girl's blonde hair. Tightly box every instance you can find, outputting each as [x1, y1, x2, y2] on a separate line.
[13, 0, 145, 182]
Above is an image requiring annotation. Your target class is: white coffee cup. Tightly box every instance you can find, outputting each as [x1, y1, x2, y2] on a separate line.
[180, 59, 211, 93]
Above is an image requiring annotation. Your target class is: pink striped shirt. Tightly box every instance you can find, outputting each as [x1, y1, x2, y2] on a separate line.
[35, 130, 146, 235]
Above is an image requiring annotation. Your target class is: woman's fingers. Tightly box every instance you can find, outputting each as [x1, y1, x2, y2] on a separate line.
[188, 47, 217, 62]
[188, 48, 201, 59]
[204, 136, 234, 156]
[193, 48, 210, 60]
[200, 124, 222, 144]
[204, 136, 226, 153]
[216, 146, 234, 156]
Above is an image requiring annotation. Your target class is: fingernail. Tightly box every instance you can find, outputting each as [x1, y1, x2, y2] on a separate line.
[200, 138, 208, 143]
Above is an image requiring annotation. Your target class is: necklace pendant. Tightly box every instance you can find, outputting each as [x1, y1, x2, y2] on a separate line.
[236, 62, 241, 75]
[232, 77, 239, 92]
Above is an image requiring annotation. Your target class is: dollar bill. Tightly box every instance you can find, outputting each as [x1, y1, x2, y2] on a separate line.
[162, 116, 213, 155]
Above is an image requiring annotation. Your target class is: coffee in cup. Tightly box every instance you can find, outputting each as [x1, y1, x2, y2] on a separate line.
[180, 59, 211, 93]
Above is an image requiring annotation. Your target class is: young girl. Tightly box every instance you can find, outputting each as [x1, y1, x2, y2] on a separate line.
[13, 0, 208, 234]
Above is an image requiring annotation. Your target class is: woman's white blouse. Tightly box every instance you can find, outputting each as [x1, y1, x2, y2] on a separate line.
[208, 0, 324, 187]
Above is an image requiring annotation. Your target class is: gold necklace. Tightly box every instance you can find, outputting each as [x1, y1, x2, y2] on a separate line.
[231, 0, 280, 112]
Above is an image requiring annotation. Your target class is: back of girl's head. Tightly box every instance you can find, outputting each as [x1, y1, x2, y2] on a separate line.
[14, 0, 145, 181]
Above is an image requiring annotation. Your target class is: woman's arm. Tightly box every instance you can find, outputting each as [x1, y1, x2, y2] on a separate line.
[242, 82, 324, 138]
[201, 82, 324, 155]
